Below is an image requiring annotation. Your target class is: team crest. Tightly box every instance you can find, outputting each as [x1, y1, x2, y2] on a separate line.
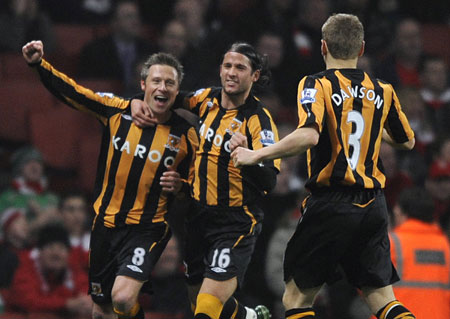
[165, 134, 181, 152]
[225, 118, 243, 135]
[300, 88, 317, 104]
[260, 129, 275, 146]
[91, 282, 104, 297]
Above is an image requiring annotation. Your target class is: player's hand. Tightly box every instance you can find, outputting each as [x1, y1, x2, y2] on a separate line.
[231, 147, 259, 168]
[131, 99, 158, 128]
[22, 40, 44, 64]
[160, 166, 182, 194]
[229, 132, 248, 152]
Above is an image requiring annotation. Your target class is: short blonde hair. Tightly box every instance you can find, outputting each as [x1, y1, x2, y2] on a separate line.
[322, 13, 364, 59]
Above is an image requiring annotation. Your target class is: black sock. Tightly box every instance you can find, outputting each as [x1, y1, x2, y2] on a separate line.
[376, 300, 415, 319]
[220, 297, 247, 319]
[285, 307, 315, 319]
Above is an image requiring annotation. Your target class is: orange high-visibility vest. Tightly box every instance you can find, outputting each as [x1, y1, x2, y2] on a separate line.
[390, 219, 450, 319]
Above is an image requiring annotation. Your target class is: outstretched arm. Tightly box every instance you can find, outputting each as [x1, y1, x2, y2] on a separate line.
[232, 125, 319, 167]
[21, 40, 130, 123]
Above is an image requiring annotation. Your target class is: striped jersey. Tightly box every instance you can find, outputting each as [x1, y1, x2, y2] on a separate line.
[183, 87, 281, 207]
[37, 59, 198, 228]
[297, 68, 414, 190]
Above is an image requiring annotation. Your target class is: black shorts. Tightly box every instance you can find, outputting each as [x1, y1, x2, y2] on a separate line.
[284, 188, 399, 289]
[184, 200, 263, 287]
[88, 218, 171, 304]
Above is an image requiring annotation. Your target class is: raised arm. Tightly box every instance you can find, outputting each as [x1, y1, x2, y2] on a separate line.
[22, 40, 130, 125]
[22, 40, 44, 64]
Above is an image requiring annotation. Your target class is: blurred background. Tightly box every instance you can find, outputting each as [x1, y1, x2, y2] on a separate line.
[0, 0, 449, 318]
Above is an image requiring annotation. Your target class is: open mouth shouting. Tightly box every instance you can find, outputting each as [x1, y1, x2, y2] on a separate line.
[155, 95, 169, 103]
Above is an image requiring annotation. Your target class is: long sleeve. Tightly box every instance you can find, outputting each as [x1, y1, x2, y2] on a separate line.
[35, 59, 130, 126]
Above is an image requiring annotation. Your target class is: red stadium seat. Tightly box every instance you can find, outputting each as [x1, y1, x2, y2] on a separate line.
[0, 53, 40, 81]
[0, 82, 56, 144]
[50, 24, 96, 75]
[77, 133, 102, 192]
[54, 24, 95, 58]
[29, 105, 84, 170]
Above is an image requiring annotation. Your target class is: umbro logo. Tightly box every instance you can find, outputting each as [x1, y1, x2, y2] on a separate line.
[122, 114, 133, 121]
[211, 267, 227, 273]
[127, 265, 143, 273]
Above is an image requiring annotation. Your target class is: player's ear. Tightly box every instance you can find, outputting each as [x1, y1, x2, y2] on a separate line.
[321, 40, 328, 56]
[252, 69, 260, 83]
[140, 79, 146, 92]
[359, 41, 365, 57]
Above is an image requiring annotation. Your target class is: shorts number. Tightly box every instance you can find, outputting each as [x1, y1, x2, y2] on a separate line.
[211, 248, 231, 268]
[132, 247, 146, 266]
[346, 110, 365, 171]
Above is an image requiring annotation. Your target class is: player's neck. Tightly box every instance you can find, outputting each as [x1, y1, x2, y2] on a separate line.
[221, 90, 249, 110]
[325, 56, 358, 70]
[153, 110, 172, 124]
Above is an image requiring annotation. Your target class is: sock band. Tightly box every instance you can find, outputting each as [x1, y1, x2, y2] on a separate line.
[285, 307, 315, 319]
[376, 300, 415, 319]
[195, 293, 224, 319]
[113, 302, 141, 319]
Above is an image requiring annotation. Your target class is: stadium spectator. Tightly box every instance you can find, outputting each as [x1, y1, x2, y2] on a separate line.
[78, 0, 155, 96]
[171, 0, 234, 87]
[290, 0, 331, 75]
[40, 0, 114, 24]
[3, 222, 92, 318]
[255, 31, 303, 109]
[0, 208, 29, 288]
[419, 55, 450, 137]
[395, 87, 435, 174]
[390, 187, 450, 319]
[379, 142, 414, 212]
[374, 18, 425, 88]
[265, 206, 301, 319]
[0, 146, 59, 235]
[59, 191, 92, 273]
[172, 0, 209, 47]
[426, 138, 450, 227]
[146, 235, 191, 318]
[0, 0, 55, 53]
[157, 19, 206, 91]
[232, 0, 296, 44]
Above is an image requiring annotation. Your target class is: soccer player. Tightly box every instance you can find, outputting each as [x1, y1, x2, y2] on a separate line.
[132, 42, 280, 319]
[22, 40, 198, 319]
[232, 14, 416, 319]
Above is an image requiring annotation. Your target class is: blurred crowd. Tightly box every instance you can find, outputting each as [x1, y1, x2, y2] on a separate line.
[0, 0, 449, 318]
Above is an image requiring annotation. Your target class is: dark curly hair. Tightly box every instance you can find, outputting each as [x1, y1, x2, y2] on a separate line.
[226, 42, 271, 89]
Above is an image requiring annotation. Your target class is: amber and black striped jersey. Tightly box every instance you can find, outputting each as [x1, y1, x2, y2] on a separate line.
[297, 68, 414, 191]
[182, 87, 281, 207]
[36, 59, 198, 228]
